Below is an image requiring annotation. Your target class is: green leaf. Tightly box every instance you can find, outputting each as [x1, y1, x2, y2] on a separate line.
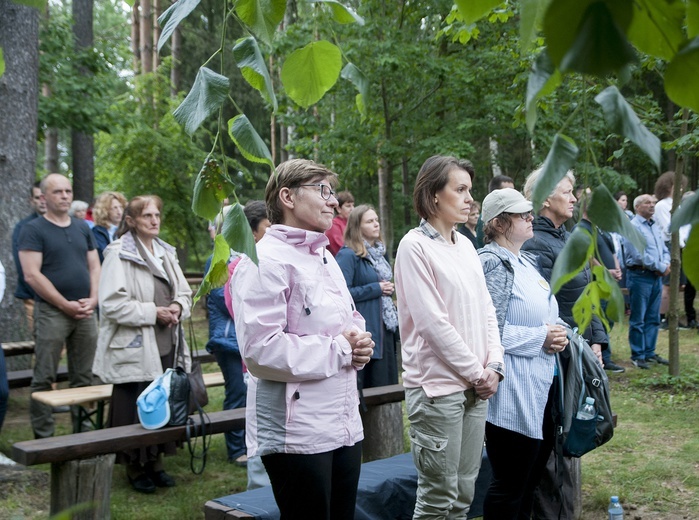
[526, 49, 561, 133]
[544, 0, 635, 75]
[530, 133, 578, 212]
[519, 0, 542, 52]
[222, 203, 259, 265]
[682, 226, 699, 288]
[281, 40, 342, 109]
[233, 37, 278, 112]
[665, 37, 699, 112]
[455, 0, 503, 25]
[341, 63, 368, 120]
[10, 0, 46, 9]
[192, 158, 236, 221]
[194, 234, 232, 305]
[236, 0, 287, 47]
[594, 86, 661, 169]
[594, 265, 625, 325]
[173, 67, 229, 136]
[550, 226, 594, 295]
[689, 0, 699, 39]
[228, 114, 274, 169]
[627, 0, 685, 60]
[572, 280, 604, 335]
[670, 191, 699, 231]
[587, 185, 646, 253]
[309, 0, 365, 25]
[157, 0, 201, 52]
[0, 48, 4, 79]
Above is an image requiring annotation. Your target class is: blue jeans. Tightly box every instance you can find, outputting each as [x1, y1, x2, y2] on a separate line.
[0, 346, 8, 432]
[627, 270, 662, 361]
[406, 387, 487, 519]
[213, 349, 247, 460]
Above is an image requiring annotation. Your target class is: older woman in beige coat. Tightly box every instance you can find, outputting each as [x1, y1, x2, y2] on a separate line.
[92, 195, 191, 494]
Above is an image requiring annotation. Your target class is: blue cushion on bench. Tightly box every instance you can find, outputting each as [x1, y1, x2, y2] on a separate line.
[210, 451, 491, 519]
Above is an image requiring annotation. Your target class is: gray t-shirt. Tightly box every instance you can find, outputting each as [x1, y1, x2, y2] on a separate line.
[18, 216, 96, 302]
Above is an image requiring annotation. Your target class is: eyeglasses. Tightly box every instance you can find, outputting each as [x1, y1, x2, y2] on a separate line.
[507, 211, 533, 220]
[298, 183, 336, 201]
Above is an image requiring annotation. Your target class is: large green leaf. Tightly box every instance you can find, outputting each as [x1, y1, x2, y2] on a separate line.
[228, 114, 274, 169]
[173, 67, 229, 136]
[550, 226, 594, 295]
[281, 40, 342, 109]
[309, 0, 365, 25]
[526, 49, 562, 133]
[222, 203, 259, 265]
[670, 191, 699, 231]
[194, 234, 232, 305]
[530, 133, 578, 212]
[572, 279, 603, 335]
[455, 0, 503, 25]
[10, 0, 46, 9]
[341, 63, 369, 121]
[665, 37, 699, 112]
[192, 158, 236, 221]
[519, 0, 544, 52]
[587, 184, 646, 252]
[544, 0, 635, 75]
[0, 48, 4, 79]
[593, 264, 625, 325]
[682, 226, 699, 288]
[689, 0, 699, 39]
[594, 86, 661, 169]
[236, 0, 286, 47]
[233, 37, 278, 112]
[627, 0, 685, 60]
[157, 0, 201, 52]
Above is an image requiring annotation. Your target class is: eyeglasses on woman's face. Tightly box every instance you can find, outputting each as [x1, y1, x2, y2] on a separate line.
[507, 210, 533, 220]
[298, 183, 336, 201]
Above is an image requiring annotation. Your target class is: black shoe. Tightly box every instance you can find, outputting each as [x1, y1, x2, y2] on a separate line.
[128, 473, 156, 494]
[647, 354, 669, 365]
[148, 470, 176, 488]
[632, 359, 649, 369]
[678, 322, 691, 330]
[659, 320, 669, 330]
[604, 361, 626, 373]
[689, 319, 698, 329]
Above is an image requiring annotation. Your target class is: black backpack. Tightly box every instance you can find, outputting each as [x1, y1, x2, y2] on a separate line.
[555, 327, 615, 457]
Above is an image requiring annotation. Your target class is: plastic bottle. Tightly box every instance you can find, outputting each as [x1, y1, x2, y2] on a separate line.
[608, 495, 624, 519]
[576, 396, 596, 420]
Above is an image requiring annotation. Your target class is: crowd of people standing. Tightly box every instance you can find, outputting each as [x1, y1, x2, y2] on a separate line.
[1, 161, 694, 519]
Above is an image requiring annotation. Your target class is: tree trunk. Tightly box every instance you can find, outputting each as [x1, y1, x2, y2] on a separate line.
[140, 0, 153, 75]
[131, 0, 141, 73]
[44, 128, 59, 173]
[170, 27, 181, 96]
[152, 0, 161, 70]
[72, 0, 95, 203]
[402, 155, 411, 227]
[378, 79, 394, 258]
[0, 0, 40, 341]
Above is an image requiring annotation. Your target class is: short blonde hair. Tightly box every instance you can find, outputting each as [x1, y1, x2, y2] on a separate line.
[523, 168, 576, 210]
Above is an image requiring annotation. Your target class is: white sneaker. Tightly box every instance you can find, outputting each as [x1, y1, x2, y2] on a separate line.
[0, 452, 17, 466]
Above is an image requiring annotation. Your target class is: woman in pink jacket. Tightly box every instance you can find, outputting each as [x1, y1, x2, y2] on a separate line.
[395, 155, 504, 519]
[231, 159, 374, 520]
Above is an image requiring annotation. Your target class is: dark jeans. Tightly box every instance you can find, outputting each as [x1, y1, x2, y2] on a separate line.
[0, 347, 8, 432]
[262, 442, 362, 520]
[213, 349, 247, 460]
[685, 279, 696, 323]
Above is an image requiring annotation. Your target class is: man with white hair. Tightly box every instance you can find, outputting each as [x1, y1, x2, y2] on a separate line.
[623, 194, 670, 369]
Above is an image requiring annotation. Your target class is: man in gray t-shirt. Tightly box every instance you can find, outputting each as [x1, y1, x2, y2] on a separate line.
[18, 174, 101, 438]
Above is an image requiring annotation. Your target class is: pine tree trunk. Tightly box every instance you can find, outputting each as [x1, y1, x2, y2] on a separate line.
[131, 0, 141, 73]
[140, 0, 153, 74]
[170, 27, 181, 96]
[152, 0, 161, 70]
[0, 0, 40, 341]
[72, 0, 95, 203]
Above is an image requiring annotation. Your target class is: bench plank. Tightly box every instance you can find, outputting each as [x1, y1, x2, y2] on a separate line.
[2, 340, 35, 356]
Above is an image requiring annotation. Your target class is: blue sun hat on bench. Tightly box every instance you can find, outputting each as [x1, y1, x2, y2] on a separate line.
[137, 369, 173, 430]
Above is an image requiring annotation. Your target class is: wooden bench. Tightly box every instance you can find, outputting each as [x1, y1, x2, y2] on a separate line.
[2, 340, 36, 357]
[12, 383, 405, 519]
[31, 371, 225, 433]
[6, 348, 216, 389]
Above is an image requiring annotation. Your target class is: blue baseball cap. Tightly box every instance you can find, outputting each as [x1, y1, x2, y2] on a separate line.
[137, 377, 171, 430]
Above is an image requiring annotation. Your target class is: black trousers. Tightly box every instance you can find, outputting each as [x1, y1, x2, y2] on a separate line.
[262, 442, 362, 520]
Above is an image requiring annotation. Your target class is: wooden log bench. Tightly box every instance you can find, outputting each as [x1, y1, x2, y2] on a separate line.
[11, 383, 406, 520]
[30, 371, 225, 433]
[2, 340, 36, 357]
[5, 348, 216, 389]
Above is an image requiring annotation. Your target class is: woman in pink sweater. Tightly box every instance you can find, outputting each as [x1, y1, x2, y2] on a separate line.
[395, 155, 504, 519]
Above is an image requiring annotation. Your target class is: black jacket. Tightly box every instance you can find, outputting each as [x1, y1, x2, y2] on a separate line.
[522, 216, 608, 348]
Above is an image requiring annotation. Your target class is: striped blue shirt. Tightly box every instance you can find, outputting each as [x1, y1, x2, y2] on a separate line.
[487, 247, 559, 439]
